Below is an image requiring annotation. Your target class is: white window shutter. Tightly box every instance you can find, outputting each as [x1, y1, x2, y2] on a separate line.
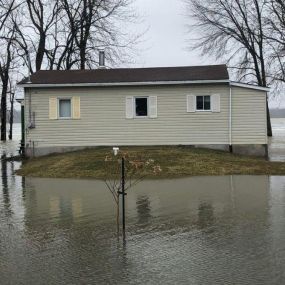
[72, 97, 81, 119]
[211, 94, 221, 112]
[49, 97, 58, 119]
[126, 96, 134, 119]
[187, 95, 196, 112]
[149, 96, 157, 118]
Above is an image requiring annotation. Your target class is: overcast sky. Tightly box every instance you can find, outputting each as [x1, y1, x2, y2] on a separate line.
[130, 0, 215, 68]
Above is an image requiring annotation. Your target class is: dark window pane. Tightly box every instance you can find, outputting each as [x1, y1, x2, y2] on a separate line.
[196, 96, 204, 110]
[136, 98, 148, 116]
[204, 96, 211, 110]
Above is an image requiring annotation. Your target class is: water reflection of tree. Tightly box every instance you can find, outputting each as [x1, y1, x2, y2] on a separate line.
[21, 176, 26, 199]
[197, 202, 215, 229]
[1, 154, 26, 217]
[136, 195, 152, 226]
[1, 154, 12, 216]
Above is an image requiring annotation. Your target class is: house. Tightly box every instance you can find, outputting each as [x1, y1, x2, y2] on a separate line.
[18, 64, 269, 157]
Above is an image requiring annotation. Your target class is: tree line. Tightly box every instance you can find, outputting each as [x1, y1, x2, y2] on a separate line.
[0, 0, 137, 141]
[186, 0, 285, 136]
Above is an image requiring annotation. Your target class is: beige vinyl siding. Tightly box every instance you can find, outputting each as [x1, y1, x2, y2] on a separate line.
[24, 85, 230, 148]
[231, 86, 267, 144]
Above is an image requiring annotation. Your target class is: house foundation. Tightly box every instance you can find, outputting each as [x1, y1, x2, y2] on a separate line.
[195, 144, 267, 157]
[25, 144, 268, 158]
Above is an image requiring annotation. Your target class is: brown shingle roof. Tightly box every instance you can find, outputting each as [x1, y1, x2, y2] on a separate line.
[18, 65, 229, 85]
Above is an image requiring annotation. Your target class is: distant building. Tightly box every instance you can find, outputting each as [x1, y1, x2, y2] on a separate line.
[18, 64, 269, 157]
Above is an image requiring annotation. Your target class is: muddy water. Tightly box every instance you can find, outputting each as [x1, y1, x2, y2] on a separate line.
[0, 121, 285, 284]
[0, 124, 21, 158]
[269, 118, 285, 161]
[1, 172, 285, 284]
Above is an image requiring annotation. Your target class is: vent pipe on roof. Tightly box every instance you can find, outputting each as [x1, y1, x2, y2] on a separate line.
[99, 50, 106, 69]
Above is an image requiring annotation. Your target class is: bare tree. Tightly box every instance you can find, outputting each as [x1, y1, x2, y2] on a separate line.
[26, 0, 59, 71]
[185, 0, 272, 136]
[0, 0, 15, 31]
[14, 0, 139, 71]
[57, 0, 138, 70]
[265, 0, 285, 84]
[11, 0, 60, 73]
[0, 0, 17, 141]
[7, 77, 15, 140]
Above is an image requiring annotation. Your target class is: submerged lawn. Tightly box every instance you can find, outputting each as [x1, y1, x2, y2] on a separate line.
[15, 146, 285, 179]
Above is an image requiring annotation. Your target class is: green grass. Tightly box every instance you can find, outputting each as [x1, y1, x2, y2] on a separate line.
[16, 146, 285, 179]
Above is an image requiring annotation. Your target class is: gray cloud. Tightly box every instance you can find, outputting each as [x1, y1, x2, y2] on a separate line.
[131, 0, 218, 67]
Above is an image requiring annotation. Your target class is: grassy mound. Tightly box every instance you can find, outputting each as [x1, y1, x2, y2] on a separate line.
[16, 146, 285, 179]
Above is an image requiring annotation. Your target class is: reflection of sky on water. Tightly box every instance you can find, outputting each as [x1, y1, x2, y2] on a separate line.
[0, 172, 285, 284]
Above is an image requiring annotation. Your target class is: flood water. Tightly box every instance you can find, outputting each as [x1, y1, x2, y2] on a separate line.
[0, 121, 285, 284]
[269, 118, 285, 161]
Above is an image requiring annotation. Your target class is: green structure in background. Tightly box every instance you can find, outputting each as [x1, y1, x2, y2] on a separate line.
[16, 99, 25, 155]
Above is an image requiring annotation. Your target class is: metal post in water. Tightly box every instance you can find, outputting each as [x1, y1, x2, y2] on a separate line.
[121, 157, 126, 232]
[113, 147, 127, 234]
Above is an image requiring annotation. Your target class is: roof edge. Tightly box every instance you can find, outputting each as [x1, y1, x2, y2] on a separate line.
[230, 82, 270, 92]
[18, 79, 230, 88]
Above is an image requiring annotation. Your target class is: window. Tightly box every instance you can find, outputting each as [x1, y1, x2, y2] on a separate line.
[59, 99, 71, 118]
[135, 97, 148, 117]
[196, 95, 211, 111]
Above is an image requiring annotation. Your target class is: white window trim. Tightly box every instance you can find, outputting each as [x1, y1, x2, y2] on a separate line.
[58, 97, 72, 119]
[196, 95, 212, 112]
[134, 96, 149, 118]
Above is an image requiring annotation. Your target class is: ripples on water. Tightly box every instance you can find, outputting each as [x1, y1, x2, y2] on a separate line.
[0, 122, 285, 285]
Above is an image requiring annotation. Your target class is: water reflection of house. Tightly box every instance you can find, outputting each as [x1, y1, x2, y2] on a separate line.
[127, 176, 270, 232]
[136, 195, 152, 226]
[18, 176, 271, 234]
[23, 178, 116, 228]
[21, 175, 271, 252]
[2, 172, 284, 285]
[17, 175, 276, 283]
[10, 177, 132, 285]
